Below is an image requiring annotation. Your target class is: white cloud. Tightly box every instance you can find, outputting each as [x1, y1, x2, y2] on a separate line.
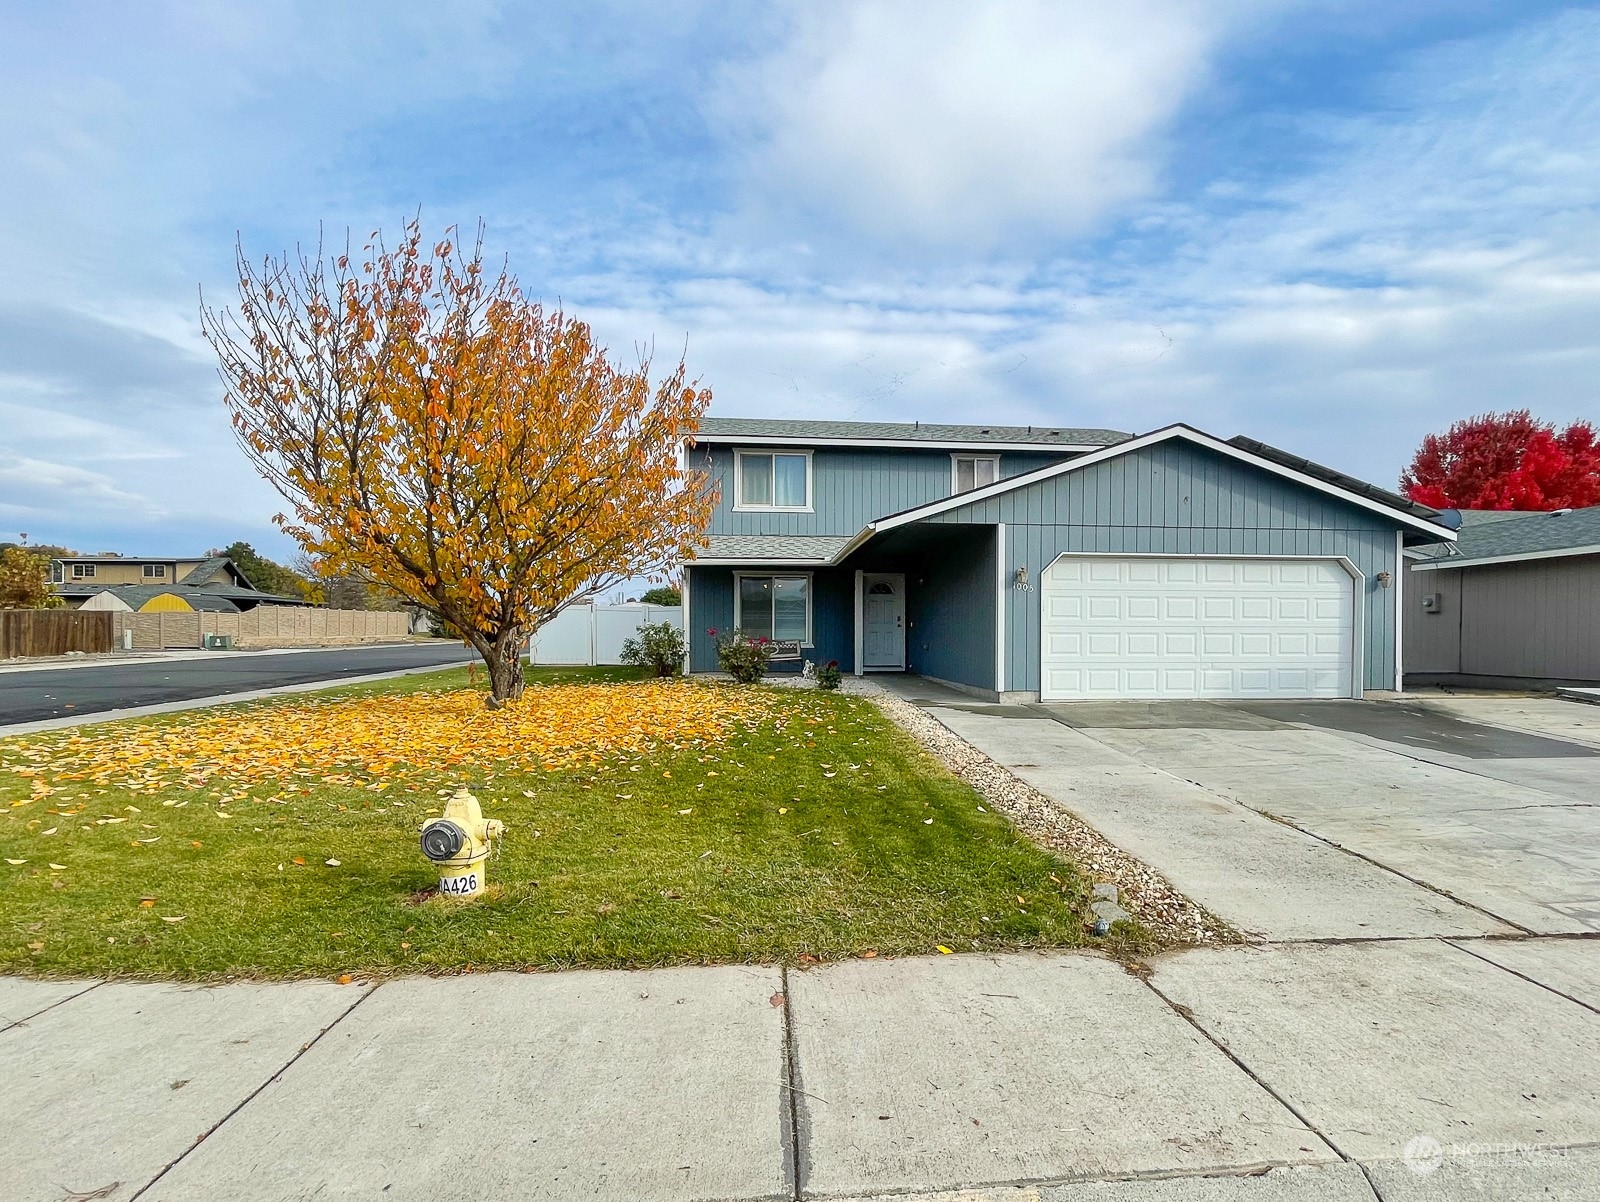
[0, 454, 164, 521]
[717, 0, 1233, 250]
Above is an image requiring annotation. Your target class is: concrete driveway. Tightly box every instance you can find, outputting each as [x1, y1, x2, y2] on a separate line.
[931, 694, 1600, 940]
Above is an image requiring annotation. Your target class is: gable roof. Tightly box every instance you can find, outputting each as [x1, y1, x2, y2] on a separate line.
[1411, 505, 1600, 571]
[1225, 435, 1444, 525]
[179, 555, 250, 587]
[689, 417, 1129, 452]
[827, 424, 1457, 563]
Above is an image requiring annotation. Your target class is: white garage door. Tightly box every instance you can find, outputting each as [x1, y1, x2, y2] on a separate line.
[1040, 556, 1354, 701]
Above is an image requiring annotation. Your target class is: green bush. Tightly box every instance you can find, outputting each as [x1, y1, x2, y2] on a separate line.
[815, 659, 842, 691]
[710, 629, 773, 683]
[619, 621, 686, 677]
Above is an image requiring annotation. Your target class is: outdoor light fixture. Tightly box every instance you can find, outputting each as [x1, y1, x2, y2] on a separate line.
[1377, 571, 1393, 588]
[1013, 565, 1030, 589]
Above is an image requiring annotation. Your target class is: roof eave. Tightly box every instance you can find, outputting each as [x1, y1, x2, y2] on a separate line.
[866, 424, 1459, 540]
[684, 433, 1110, 453]
[1409, 543, 1600, 572]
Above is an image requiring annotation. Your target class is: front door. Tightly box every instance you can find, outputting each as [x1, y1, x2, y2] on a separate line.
[862, 573, 905, 670]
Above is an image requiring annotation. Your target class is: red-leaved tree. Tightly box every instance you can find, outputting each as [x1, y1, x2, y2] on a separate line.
[1400, 410, 1600, 510]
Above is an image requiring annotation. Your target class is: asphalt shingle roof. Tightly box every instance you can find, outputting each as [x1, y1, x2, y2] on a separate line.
[179, 555, 241, 586]
[693, 417, 1129, 446]
[1428, 506, 1600, 565]
[695, 535, 855, 562]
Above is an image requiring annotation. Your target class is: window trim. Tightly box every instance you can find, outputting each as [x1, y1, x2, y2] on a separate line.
[143, 564, 167, 579]
[71, 563, 96, 579]
[732, 448, 814, 513]
[732, 571, 814, 646]
[950, 453, 1000, 494]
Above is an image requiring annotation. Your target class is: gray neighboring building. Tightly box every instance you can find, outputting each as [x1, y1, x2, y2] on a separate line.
[680, 418, 1457, 701]
[1405, 505, 1600, 688]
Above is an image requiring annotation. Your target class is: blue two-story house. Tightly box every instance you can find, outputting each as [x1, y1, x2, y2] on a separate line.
[680, 418, 1458, 702]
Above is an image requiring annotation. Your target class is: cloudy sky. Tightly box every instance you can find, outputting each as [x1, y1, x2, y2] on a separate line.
[3, 1, 1598, 559]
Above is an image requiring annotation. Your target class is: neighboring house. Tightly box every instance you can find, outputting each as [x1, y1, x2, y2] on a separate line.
[679, 418, 1457, 701]
[1404, 505, 1600, 687]
[49, 554, 307, 614]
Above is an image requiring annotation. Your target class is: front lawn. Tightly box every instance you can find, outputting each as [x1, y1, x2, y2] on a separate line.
[1, 666, 1106, 979]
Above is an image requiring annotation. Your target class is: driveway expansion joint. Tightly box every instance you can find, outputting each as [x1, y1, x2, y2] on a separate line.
[1066, 722, 1538, 938]
[1442, 937, 1600, 1017]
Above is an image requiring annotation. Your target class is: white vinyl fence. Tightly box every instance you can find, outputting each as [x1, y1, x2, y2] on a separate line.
[528, 602, 682, 666]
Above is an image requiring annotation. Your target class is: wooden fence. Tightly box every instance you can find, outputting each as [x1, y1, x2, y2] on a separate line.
[1, 609, 115, 658]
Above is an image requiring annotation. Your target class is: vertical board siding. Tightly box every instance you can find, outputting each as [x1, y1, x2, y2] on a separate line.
[905, 526, 997, 690]
[685, 565, 856, 674]
[1459, 556, 1600, 680]
[931, 441, 1404, 693]
[1402, 562, 1463, 674]
[696, 446, 1068, 536]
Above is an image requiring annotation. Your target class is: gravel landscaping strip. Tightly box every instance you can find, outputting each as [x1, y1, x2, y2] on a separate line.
[824, 678, 1238, 947]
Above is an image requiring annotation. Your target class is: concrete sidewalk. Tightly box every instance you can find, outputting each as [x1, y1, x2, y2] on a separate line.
[4, 940, 1598, 1201]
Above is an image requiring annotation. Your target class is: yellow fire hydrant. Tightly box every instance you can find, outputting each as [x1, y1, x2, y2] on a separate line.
[419, 787, 505, 898]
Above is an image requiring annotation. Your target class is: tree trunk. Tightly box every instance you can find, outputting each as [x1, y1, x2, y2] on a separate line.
[478, 628, 526, 707]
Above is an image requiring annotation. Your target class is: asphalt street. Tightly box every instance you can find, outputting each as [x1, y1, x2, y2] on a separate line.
[0, 643, 476, 725]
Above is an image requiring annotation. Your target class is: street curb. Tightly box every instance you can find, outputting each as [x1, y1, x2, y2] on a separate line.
[0, 659, 475, 737]
[0, 641, 436, 676]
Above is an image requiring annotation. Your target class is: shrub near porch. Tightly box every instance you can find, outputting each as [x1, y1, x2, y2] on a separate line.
[1, 668, 1100, 979]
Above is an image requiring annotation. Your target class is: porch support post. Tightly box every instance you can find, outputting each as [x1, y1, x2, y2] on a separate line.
[853, 570, 864, 676]
[1394, 529, 1404, 693]
[995, 523, 1006, 695]
[681, 568, 693, 674]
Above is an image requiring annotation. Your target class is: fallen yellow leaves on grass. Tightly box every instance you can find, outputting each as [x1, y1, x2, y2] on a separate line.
[3, 681, 789, 792]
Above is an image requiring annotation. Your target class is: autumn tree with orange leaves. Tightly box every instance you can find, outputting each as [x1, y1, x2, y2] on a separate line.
[202, 220, 713, 705]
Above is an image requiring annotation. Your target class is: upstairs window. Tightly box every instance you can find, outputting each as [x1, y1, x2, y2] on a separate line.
[71, 563, 96, 579]
[952, 454, 1000, 493]
[143, 564, 166, 579]
[735, 450, 811, 510]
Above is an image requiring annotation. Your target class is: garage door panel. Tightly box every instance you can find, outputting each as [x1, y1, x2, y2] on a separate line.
[1044, 631, 1082, 656]
[1126, 596, 1159, 619]
[1163, 632, 1198, 656]
[1086, 632, 1121, 656]
[1044, 595, 1082, 620]
[1040, 556, 1354, 701]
